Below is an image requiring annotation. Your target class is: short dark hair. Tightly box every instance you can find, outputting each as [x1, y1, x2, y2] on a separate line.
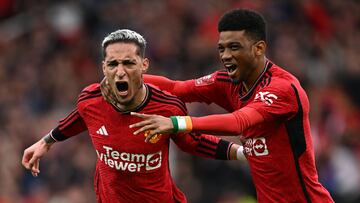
[218, 9, 266, 42]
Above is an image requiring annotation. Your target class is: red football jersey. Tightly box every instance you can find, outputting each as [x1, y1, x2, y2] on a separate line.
[144, 60, 334, 203]
[51, 84, 233, 203]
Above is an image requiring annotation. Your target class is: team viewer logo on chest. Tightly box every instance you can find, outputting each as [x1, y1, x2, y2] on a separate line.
[96, 145, 162, 172]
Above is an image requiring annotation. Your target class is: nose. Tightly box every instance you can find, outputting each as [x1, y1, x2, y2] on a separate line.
[221, 48, 232, 61]
[115, 65, 126, 78]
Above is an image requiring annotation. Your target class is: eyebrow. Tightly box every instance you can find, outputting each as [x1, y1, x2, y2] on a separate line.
[106, 58, 137, 64]
[218, 41, 243, 47]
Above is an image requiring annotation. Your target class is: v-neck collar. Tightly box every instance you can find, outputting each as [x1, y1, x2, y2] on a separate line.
[239, 59, 273, 101]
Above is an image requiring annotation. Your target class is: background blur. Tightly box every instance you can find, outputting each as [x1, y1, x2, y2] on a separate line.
[1, 0, 359, 203]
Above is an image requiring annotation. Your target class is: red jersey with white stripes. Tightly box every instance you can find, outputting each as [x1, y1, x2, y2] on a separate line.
[144, 60, 334, 203]
[51, 83, 233, 203]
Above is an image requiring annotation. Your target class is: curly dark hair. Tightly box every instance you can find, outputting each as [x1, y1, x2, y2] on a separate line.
[218, 9, 266, 42]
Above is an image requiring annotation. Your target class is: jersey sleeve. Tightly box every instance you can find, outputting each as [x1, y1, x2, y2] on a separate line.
[190, 107, 264, 135]
[51, 108, 87, 141]
[169, 106, 234, 160]
[172, 132, 234, 160]
[144, 72, 228, 105]
[51, 85, 99, 141]
[245, 81, 298, 122]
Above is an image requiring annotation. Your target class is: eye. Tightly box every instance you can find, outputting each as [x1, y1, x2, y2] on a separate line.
[230, 44, 240, 51]
[218, 46, 225, 53]
[107, 60, 118, 69]
[122, 60, 136, 66]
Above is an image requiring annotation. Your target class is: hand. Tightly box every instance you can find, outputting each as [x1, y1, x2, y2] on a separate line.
[129, 112, 174, 142]
[229, 144, 245, 160]
[22, 139, 52, 177]
[100, 77, 120, 110]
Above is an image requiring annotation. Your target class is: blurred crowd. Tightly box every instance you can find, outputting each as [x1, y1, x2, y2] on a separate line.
[0, 0, 359, 203]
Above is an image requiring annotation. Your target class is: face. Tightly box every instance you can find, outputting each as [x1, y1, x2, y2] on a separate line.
[102, 42, 149, 109]
[218, 31, 265, 83]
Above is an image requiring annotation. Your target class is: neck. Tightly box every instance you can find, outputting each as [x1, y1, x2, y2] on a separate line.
[116, 84, 147, 112]
[242, 57, 266, 91]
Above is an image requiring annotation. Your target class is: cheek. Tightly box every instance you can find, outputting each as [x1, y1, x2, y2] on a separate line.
[129, 70, 143, 83]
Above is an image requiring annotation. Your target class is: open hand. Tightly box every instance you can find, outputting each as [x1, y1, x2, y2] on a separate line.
[129, 112, 174, 142]
[100, 77, 121, 110]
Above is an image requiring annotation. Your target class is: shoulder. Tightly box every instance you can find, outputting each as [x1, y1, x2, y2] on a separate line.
[194, 69, 234, 86]
[77, 83, 102, 104]
[147, 84, 187, 115]
[256, 64, 303, 105]
[265, 63, 300, 91]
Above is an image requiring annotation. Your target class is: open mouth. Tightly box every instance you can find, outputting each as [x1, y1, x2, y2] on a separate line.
[225, 64, 237, 75]
[116, 81, 129, 95]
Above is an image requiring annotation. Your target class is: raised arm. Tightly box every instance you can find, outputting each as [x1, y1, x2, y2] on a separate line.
[101, 72, 228, 106]
[129, 107, 264, 137]
[143, 74, 178, 93]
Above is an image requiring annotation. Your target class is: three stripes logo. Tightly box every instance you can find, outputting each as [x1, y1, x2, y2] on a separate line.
[96, 125, 108, 136]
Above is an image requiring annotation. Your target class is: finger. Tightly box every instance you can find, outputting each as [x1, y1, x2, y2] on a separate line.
[130, 112, 152, 119]
[100, 77, 106, 85]
[32, 171, 39, 177]
[22, 153, 31, 169]
[129, 120, 153, 129]
[28, 155, 39, 172]
[32, 158, 40, 173]
[31, 159, 40, 177]
[110, 93, 117, 101]
[100, 78, 107, 92]
[133, 125, 155, 135]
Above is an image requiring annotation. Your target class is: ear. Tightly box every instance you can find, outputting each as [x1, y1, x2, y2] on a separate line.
[142, 58, 150, 73]
[253, 41, 266, 56]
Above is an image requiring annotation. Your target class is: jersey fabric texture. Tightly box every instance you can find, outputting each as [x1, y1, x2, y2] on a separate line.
[51, 83, 233, 203]
[144, 60, 334, 203]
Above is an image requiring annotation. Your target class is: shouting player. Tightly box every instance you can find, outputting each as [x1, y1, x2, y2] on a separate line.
[22, 29, 242, 203]
[102, 9, 334, 203]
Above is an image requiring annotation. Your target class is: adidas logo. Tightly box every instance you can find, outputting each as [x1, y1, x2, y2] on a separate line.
[96, 125, 108, 136]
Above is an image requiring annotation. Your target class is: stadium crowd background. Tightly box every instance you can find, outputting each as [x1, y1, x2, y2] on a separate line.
[0, 0, 359, 202]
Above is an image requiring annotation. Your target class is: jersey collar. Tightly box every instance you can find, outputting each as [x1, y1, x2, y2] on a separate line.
[239, 59, 273, 101]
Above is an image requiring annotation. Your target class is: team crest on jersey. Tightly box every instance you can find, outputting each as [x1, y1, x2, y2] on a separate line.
[195, 74, 215, 86]
[254, 91, 278, 105]
[243, 137, 269, 157]
[144, 131, 162, 143]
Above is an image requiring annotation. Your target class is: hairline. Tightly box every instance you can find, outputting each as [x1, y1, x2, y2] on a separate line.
[102, 41, 144, 59]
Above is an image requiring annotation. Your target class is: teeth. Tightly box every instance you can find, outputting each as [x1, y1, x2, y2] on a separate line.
[225, 64, 236, 73]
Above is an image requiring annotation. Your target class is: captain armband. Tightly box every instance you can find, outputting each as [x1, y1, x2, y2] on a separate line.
[43, 130, 58, 144]
[170, 116, 193, 133]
